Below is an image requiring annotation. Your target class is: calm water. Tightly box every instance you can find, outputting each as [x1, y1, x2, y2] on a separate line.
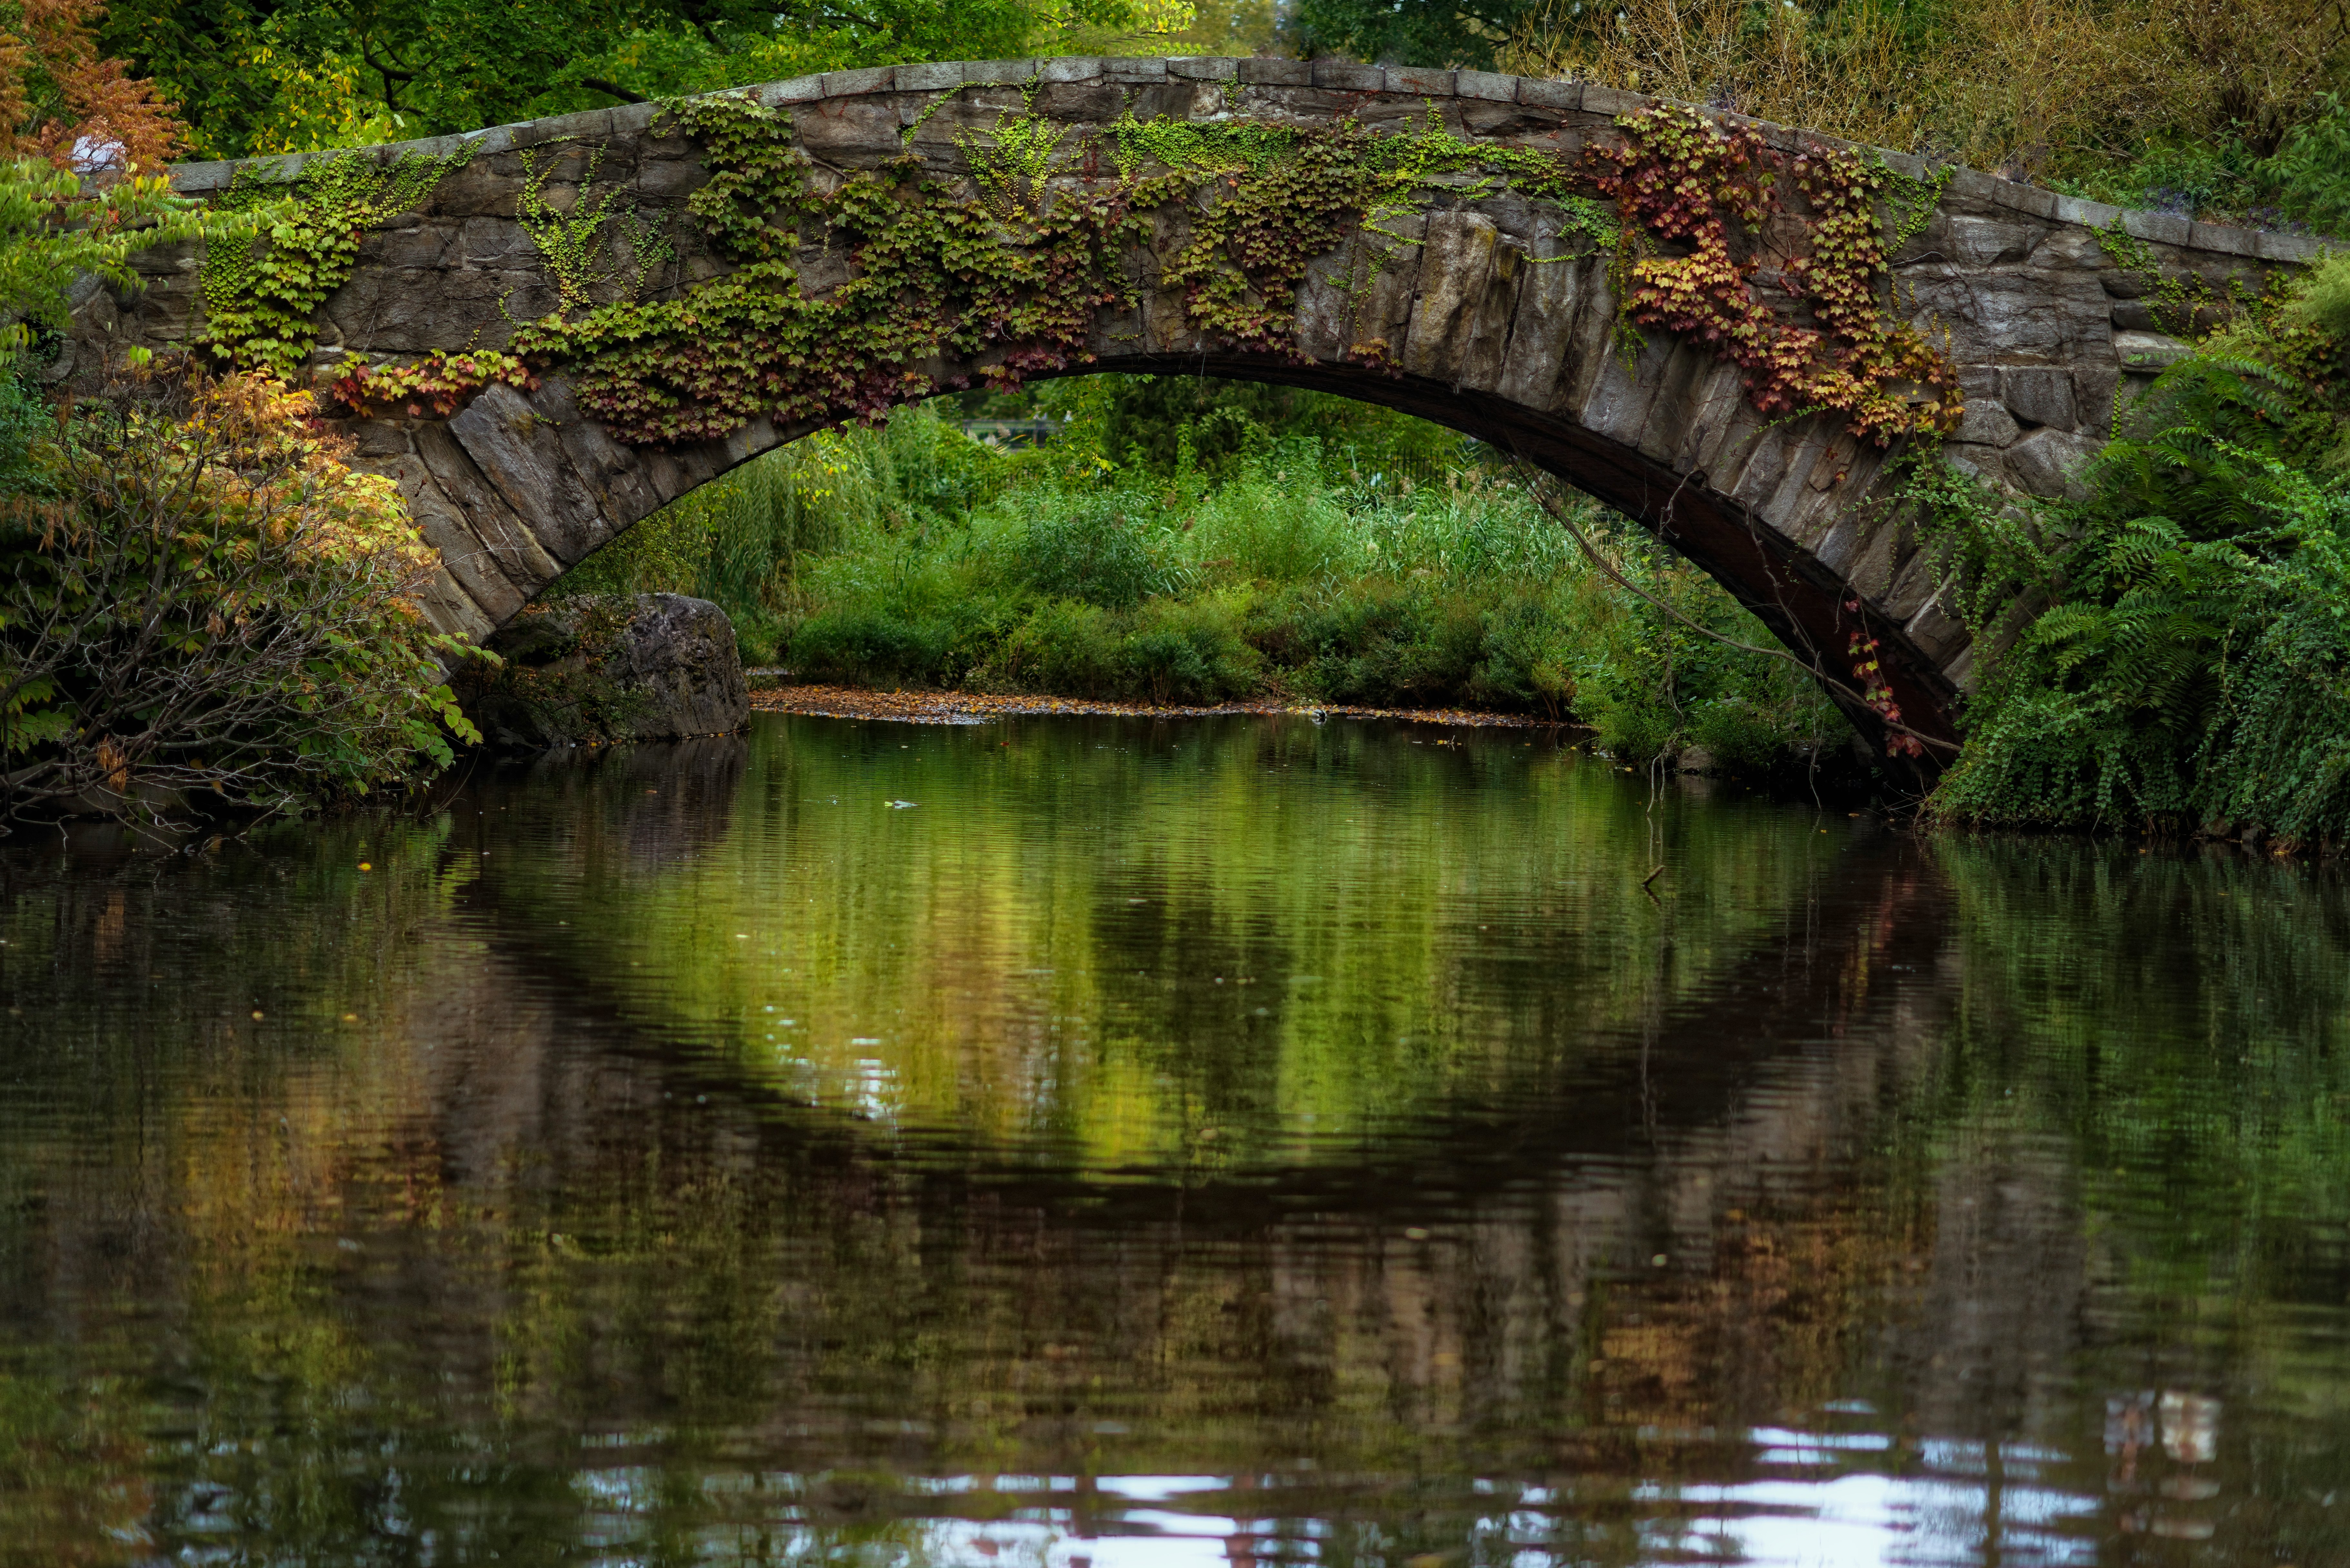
[4, 712, 2348, 1567]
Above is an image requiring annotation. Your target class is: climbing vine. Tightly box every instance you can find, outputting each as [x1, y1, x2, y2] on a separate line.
[328, 347, 539, 417]
[515, 144, 674, 314]
[1588, 105, 1961, 445]
[2095, 217, 2261, 345]
[194, 86, 1965, 454]
[200, 146, 473, 377]
[509, 94, 1170, 443]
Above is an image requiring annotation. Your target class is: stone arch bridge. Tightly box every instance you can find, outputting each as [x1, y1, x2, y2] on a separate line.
[61, 56, 2323, 758]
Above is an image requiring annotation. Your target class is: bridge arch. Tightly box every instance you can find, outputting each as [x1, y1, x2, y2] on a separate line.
[62, 56, 2322, 759]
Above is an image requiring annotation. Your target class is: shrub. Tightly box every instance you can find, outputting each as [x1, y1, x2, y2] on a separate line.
[2260, 98, 2350, 235]
[996, 489, 1170, 609]
[0, 368, 478, 823]
[1925, 273, 2350, 843]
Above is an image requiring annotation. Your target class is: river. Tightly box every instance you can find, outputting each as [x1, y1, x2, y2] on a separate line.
[3, 712, 2346, 1565]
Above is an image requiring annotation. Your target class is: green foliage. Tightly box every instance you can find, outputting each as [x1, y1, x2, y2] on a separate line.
[1926, 273, 2350, 845]
[2258, 96, 2350, 237]
[1290, 0, 1538, 70]
[959, 88, 1069, 215]
[579, 392, 1838, 755]
[0, 157, 207, 350]
[199, 145, 473, 375]
[98, 0, 1051, 156]
[516, 144, 673, 315]
[0, 370, 480, 823]
[513, 94, 1162, 441]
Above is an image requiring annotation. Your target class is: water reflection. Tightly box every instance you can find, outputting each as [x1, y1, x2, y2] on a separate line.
[2, 713, 2347, 1565]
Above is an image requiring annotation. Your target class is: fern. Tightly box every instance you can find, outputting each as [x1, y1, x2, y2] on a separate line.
[1927, 268, 2350, 845]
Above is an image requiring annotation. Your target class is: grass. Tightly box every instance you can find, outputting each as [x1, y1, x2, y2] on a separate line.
[558, 384, 1848, 774]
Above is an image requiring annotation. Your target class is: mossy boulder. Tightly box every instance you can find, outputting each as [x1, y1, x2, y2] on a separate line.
[462, 593, 749, 749]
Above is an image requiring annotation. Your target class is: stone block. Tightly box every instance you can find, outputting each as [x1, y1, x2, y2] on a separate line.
[1455, 70, 1518, 102]
[2113, 329, 2191, 370]
[2119, 208, 2192, 248]
[1999, 366, 2076, 429]
[511, 108, 613, 147]
[170, 160, 233, 194]
[2005, 427, 2100, 498]
[1579, 83, 1645, 117]
[821, 66, 895, 97]
[1106, 57, 1169, 83]
[609, 101, 659, 135]
[2076, 364, 2119, 432]
[1982, 179, 2058, 221]
[405, 478, 531, 622]
[1237, 57, 1312, 85]
[2187, 220, 2260, 257]
[635, 157, 706, 197]
[895, 61, 961, 93]
[1039, 56, 1105, 83]
[2256, 228, 2324, 263]
[1956, 398, 2021, 447]
[757, 75, 827, 106]
[415, 568, 498, 644]
[1495, 247, 1594, 410]
[1513, 76, 1579, 112]
[2049, 194, 2119, 231]
[1170, 56, 1239, 81]
[965, 58, 1037, 84]
[448, 382, 611, 565]
[1386, 66, 1454, 95]
[794, 99, 904, 158]
[1312, 60, 1383, 91]
[1943, 216, 2034, 268]
[413, 423, 564, 589]
[1402, 210, 1503, 384]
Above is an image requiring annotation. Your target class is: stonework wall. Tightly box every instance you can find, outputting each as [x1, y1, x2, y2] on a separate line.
[62, 56, 2325, 752]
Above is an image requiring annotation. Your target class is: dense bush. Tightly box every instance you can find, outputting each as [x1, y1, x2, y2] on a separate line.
[0, 368, 479, 824]
[1926, 256, 2350, 846]
[1499, 0, 2350, 234]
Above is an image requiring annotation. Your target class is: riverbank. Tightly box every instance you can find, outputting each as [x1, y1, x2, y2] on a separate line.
[746, 680, 1563, 730]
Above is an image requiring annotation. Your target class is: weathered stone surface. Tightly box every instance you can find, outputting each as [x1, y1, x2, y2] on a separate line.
[1956, 399, 2022, 447]
[2006, 428, 2103, 498]
[1999, 367, 2077, 429]
[463, 593, 749, 749]
[106, 58, 2322, 763]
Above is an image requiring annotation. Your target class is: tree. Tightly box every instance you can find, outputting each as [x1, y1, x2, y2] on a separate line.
[98, 0, 1200, 156]
[1287, 0, 1538, 69]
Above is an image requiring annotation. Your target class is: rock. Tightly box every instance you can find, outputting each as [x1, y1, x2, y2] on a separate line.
[2114, 330, 2193, 371]
[2005, 428, 2102, 499]
[1673, 745, 1717, 774]
[461, 593, 749, 749]
[1956, 399, 2022, 447]
[1998, 367, 2077, 429]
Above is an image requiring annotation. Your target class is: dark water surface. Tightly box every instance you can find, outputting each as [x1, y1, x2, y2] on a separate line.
[5, 713, 2349, 1567]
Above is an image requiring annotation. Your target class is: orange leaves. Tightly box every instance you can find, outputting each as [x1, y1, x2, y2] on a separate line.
[0, 0, 182, 174]
[1589, 106, 1963, 446]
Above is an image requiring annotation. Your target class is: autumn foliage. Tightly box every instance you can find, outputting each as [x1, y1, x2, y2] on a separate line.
[0, 0, 178, 173]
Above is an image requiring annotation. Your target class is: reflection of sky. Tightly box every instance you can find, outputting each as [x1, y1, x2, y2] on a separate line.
[566, 1429, 2111, 1568]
